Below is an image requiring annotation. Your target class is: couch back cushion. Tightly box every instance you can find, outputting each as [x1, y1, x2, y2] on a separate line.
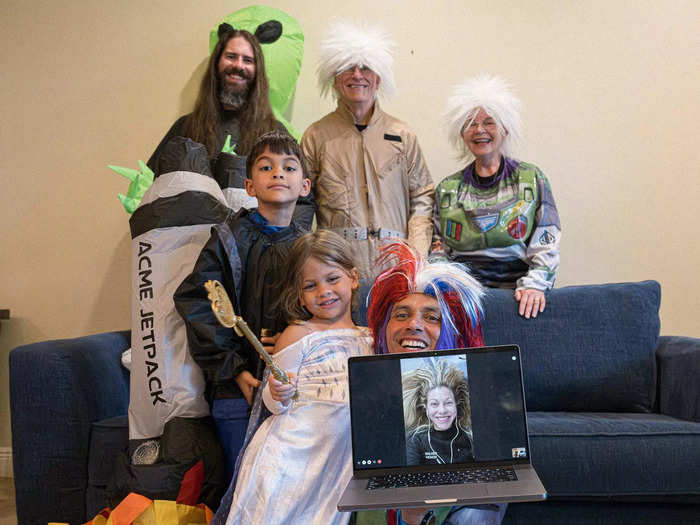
[481, 281, 660, 412]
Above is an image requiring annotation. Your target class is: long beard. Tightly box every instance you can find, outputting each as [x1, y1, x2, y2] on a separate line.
[218, 68, 252, 110]
[219, 87, 248, 111]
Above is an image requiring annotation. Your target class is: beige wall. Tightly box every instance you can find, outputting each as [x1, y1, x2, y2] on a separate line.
[1, 0, 698, 449]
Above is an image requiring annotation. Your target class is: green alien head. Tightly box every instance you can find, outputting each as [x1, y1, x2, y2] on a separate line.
[210, 5, 304, 138]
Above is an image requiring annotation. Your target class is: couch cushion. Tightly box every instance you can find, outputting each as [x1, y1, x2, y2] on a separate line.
[88, 415, 129, 486]
[10, 330, 130, 525]
[527, 411, 700, 499]
[503, 500, 700, 525]
[482, 281, 660, 412]
[86, 415, 129, 517]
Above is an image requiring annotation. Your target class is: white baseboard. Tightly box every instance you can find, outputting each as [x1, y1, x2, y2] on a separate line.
[0, 447, 12, 478]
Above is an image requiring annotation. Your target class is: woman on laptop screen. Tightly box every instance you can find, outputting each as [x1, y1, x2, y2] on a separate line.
[403, 359, 474, 465]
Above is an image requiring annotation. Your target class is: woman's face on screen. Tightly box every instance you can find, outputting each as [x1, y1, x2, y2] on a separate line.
[426, 386, 457, 431]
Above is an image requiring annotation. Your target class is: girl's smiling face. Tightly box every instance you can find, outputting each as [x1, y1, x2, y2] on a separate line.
[299, 257, 358, 325]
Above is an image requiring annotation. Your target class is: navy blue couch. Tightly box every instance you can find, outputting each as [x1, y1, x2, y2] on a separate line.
[10, 281, 700, 524]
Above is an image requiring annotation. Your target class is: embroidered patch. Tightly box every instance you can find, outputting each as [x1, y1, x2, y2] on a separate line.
[507, 216, 528, 239]
[446, 219, 463, 241]
[539, 230, 555, 245]
[499, 202, 522, 228]
[471, 213, 499, 232]
[384, 133, 402, 142]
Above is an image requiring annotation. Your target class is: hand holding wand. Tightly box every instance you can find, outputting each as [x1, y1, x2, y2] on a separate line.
[204, 280, 294, 388]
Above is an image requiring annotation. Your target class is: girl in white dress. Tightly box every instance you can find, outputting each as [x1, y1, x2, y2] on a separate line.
[222, 230, 373, 525]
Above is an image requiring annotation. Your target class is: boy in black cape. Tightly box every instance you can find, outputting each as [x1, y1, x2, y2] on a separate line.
[174, 130, 312, 478]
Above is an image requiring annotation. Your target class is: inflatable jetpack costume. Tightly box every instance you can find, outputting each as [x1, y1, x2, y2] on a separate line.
[109, 137, 230, 509]
[108, 6, 306, 509]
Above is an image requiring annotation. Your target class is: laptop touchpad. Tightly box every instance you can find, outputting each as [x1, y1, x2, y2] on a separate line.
[424, 484, 489, 503]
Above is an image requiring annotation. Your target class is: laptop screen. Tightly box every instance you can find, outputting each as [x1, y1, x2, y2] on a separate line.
[348, 345, 530, 472]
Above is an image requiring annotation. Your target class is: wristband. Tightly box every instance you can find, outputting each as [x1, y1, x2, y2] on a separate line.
[420, 510, 435, 525]
[395, 509, 435, 525]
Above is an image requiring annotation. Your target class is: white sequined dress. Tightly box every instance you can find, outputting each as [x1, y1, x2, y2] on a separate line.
[225, 327, 373, 525]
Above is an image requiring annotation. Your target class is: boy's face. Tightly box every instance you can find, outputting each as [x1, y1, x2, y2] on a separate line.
[245, 146, 311, 206]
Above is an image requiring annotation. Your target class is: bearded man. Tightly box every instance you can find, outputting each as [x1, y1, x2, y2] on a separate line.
[148, 23, 284, 168]
[148, 21, 314, 225]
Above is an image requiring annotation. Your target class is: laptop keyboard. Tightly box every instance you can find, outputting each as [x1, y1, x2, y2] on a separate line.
[367, 466, 517, 490]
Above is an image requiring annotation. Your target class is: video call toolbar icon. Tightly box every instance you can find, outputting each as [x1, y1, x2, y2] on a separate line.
[512, 447, 527, 458]
[359, 459, 383, 465]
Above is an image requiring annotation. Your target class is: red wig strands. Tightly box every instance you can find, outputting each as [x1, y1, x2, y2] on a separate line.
[367, 242, 418, 342]
[445, 291, 484, 347]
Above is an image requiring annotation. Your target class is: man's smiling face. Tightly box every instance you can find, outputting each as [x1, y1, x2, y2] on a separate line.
[333, 64, 380, 109]
[217, 36, 256, 103]
[385, 293, 442, 354]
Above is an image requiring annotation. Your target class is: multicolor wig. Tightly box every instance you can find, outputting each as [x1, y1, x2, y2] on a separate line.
[444, 74, 523, 163]
[367, 242, 484, 354]
[403, 359, 471, 437]
[317, 19, 396, 99]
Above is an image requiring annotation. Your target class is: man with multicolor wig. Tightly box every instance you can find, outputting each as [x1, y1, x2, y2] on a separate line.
[357, 242, 507, 524]
[301, 20, 434, 323]
[368, 242, 485, 355]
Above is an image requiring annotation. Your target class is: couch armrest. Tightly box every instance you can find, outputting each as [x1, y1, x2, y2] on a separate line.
[657, 335, 700, 422]
[10, 330, 130, 525]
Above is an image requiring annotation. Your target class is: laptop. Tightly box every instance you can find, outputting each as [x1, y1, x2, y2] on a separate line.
[337, 345, 546, 511]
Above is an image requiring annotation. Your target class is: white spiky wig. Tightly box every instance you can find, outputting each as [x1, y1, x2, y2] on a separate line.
[445, 74, 523, 162]
[317, 19, 396, 99]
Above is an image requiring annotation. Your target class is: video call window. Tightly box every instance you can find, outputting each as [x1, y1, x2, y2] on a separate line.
[401, 355, 474, 465]
[349, 347, 530, 471]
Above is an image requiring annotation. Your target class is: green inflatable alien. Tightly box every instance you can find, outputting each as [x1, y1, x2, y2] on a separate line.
[210, 5, 304, 139]
[113, 5, 304, 213]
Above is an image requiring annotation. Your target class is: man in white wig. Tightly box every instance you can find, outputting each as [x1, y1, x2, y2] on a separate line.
[301, 20, 434, 323]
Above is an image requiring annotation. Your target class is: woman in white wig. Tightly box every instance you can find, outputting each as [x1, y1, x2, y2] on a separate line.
[432, 75, 561, 319]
